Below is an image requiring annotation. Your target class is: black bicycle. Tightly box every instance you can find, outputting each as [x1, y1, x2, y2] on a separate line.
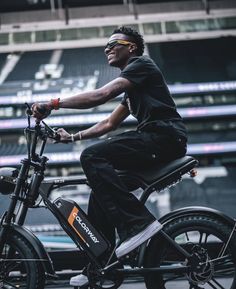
[0, 106, 236, 289]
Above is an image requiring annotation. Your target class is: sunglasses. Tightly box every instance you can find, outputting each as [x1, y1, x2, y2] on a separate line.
[105, 39, 134, 50]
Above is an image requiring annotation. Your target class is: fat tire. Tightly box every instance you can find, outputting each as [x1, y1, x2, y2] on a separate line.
[144, 214, 236, 289]
[0, 231, 45, 289]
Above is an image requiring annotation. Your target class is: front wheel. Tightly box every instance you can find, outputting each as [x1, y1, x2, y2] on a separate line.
[0, 231, 45, 289]
[144, 214, 236, 289]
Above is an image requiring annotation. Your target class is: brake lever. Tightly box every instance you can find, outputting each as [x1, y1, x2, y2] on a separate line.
[42, 121, 61, 142]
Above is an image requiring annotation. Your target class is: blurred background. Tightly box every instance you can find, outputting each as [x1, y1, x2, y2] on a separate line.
[0, 0, 236, 250]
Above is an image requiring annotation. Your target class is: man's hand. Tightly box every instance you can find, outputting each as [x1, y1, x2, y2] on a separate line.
[55, 128, 73, 143]
[31, 102, 52, 120]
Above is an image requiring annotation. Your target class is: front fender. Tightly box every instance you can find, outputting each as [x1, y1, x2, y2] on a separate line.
[7, 224, 55, 276]
[159, 206, 235, 228]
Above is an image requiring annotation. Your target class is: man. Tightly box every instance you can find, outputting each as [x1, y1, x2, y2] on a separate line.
[32, 26, 187, 287]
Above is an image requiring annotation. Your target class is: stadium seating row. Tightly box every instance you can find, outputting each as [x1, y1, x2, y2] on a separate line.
[0, 37, 235, 85]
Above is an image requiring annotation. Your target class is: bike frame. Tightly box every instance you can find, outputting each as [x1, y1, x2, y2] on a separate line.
[39, 176, 192, 269]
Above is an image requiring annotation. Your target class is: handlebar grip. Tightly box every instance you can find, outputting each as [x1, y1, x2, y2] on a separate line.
[26, 108, 33, 116]
[54, 133, 61, 142]
[37, 104, 48, 115]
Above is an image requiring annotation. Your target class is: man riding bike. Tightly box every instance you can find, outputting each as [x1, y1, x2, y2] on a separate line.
[32, 26, 187, 287]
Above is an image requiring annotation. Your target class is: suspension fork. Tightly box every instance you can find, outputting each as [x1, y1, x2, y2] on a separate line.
[16, 157, 47, 228]
[0, 159, 30, 253]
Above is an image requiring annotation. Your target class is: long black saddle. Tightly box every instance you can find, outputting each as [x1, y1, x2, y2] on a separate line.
[118, 156, 198, 191]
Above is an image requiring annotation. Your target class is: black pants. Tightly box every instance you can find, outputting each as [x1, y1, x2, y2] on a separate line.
[81, 130, 187, 248]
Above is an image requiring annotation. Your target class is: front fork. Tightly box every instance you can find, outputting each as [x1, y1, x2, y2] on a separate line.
[0, 159, 30, 254]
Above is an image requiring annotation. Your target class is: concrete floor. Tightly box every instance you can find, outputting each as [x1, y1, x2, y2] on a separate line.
[45, 277, 233, 289]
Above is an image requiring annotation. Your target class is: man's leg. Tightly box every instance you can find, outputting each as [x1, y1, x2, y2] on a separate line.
[87, 192, 116, 248]
[70, 131, 186, 285]
[81, 130, 186, 241]
[80, 131, 159, 239]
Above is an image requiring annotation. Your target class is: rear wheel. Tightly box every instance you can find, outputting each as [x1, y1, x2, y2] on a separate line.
[0, 231, 45, 289]
[144, 214, 236, 289]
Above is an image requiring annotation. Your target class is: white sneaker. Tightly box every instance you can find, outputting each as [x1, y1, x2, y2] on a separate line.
[116, 220, 163, 258]
[70, 273, 88, 287]
[69, 273, 114, 288]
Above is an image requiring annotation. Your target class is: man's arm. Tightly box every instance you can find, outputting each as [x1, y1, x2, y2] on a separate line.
[59, 77, 133, 109]
[75, 103, 130, 140]
[32, 77, 133, 119]
[57, 104, 130, 142]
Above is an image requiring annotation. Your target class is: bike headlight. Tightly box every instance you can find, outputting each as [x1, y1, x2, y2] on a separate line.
[0, 167, 19, 195]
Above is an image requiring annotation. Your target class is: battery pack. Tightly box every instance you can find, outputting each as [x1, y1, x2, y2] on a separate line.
[53, 197, 109, 257]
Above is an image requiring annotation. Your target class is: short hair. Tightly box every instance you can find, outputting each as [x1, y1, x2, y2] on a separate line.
[112, 26, 145, 56]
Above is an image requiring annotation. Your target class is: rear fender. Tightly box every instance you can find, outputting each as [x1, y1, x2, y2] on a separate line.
[159, 206, 235, 227]
[7, 224, 55, 276]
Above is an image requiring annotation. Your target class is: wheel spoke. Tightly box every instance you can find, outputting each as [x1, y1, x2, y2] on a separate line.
[199, 232, 203, 244]
[203, 232, 209, 244]
[185, 232, 190, 241]
[207, 281, 219, 289]
[197, 231, 209, 246]
[208, 277, 226, 289]
[212, 278, 226, 289]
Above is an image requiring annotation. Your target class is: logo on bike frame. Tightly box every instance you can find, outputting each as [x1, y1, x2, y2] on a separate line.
[68, 207, 100, 246]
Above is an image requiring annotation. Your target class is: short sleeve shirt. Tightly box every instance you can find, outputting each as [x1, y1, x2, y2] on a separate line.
[120, 56, 187, 139]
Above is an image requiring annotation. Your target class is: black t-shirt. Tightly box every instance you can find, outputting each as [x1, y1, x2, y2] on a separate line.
[120, 56, 187, 139]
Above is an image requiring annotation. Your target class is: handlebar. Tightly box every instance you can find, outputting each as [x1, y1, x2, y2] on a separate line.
[25, 103, 60, 141]
[24, 103, 61, 162]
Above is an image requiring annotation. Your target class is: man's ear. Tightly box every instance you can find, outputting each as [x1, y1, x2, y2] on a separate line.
[130, 43, 137, 53]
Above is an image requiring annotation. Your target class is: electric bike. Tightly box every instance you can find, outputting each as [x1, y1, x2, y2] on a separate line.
[0, 106, 235, 289]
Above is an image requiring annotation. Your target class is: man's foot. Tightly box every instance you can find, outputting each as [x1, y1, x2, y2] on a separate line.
[115, 220, 163, 258]
[70, 272, 117, 288]
[70, 273, 88, 287]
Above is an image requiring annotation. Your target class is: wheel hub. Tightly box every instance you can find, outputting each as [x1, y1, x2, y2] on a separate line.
[186, 244, 214, 285]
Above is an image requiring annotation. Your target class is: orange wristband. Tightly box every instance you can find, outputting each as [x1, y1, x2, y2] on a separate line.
[50, 98, 60, 110]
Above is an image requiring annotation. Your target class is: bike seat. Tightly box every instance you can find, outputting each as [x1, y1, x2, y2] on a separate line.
[117, 156, 198, 190]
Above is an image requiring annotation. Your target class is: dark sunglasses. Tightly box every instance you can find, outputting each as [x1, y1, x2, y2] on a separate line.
[104, 39, 134, 50]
